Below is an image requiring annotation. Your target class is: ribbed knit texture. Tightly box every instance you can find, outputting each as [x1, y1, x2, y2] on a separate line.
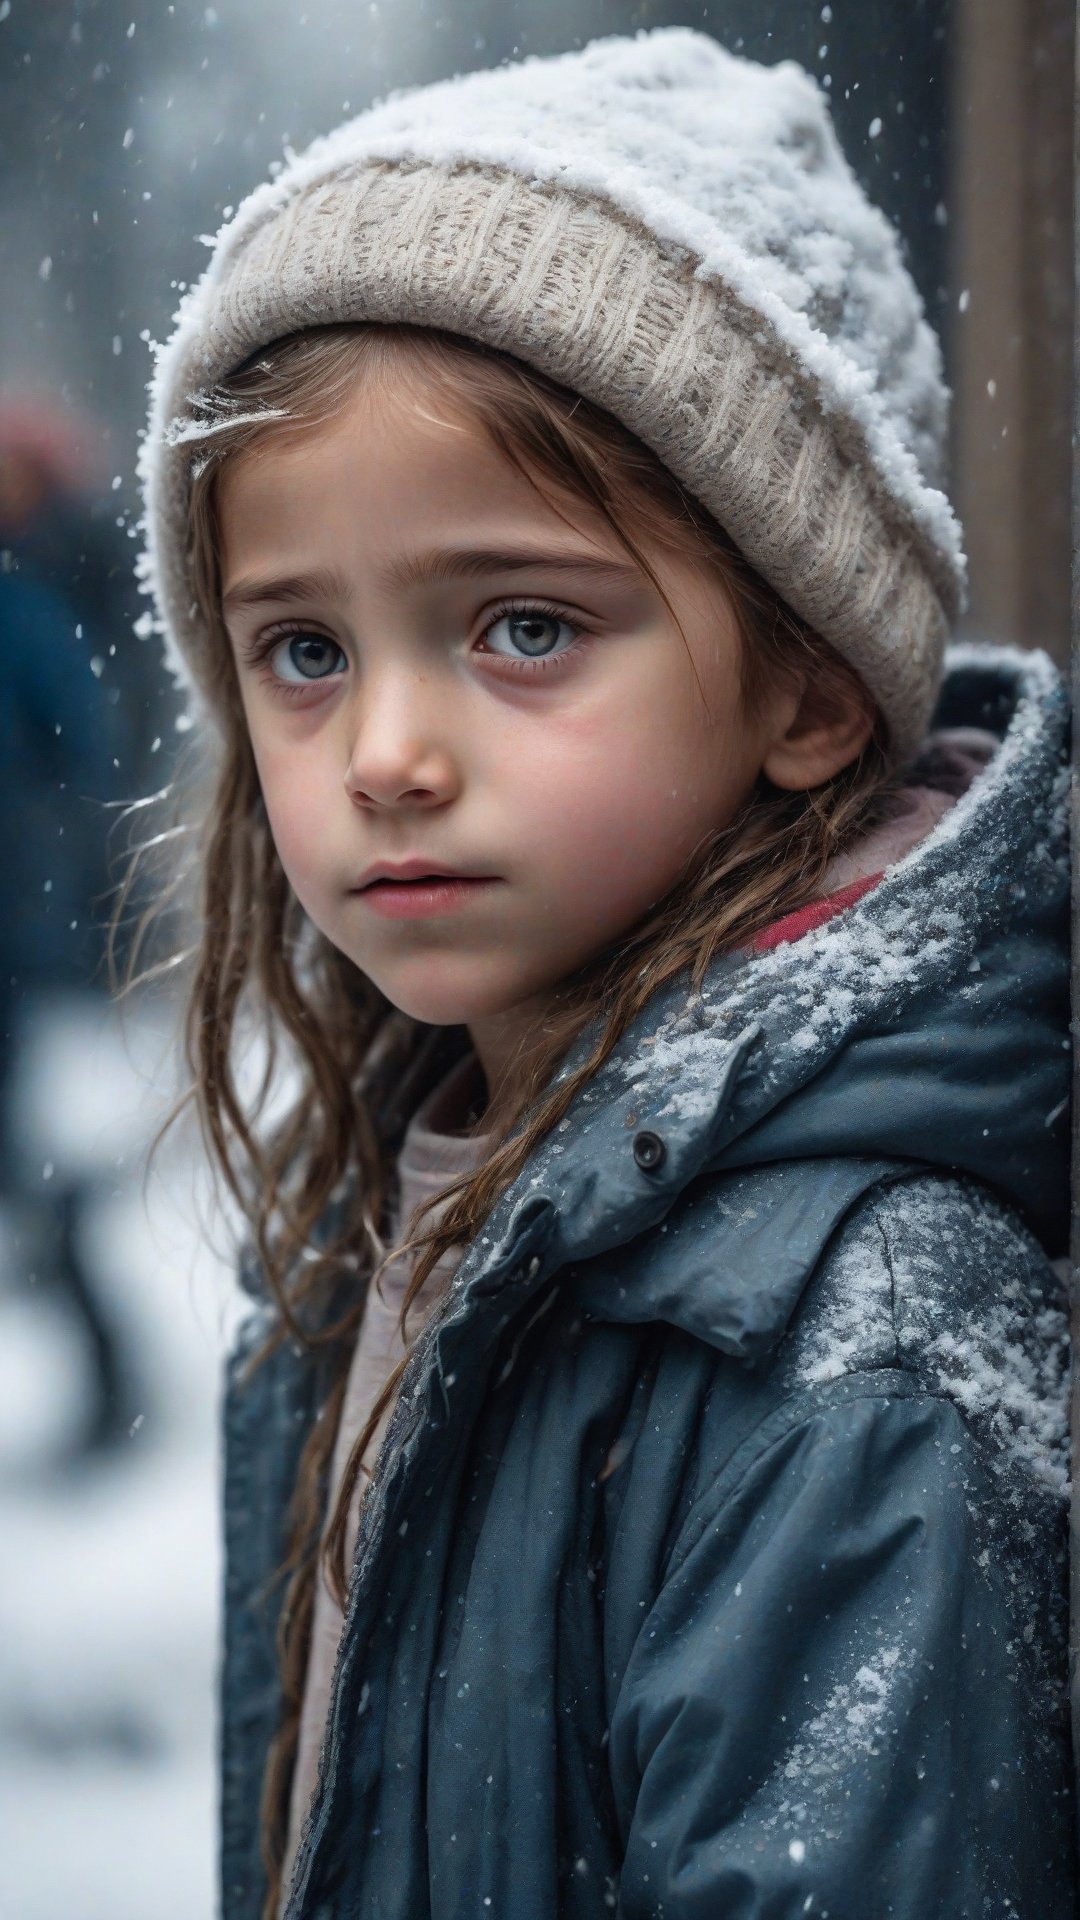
[140, 31, 967, 766]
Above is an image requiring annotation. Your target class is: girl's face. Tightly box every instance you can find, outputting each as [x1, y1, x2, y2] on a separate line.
[218, 370, 811, 1097]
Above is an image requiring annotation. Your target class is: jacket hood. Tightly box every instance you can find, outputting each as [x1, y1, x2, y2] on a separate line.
[437, 644, 1068, 1366]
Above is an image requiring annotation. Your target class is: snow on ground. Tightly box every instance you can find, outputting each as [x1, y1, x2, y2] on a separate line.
[0, 987, 245, 1920]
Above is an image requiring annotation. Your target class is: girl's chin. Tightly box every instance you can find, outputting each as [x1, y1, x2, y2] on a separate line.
[352, 967, 533, 1030]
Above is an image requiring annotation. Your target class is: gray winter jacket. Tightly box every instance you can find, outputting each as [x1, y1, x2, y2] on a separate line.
[221, 644, 1074, 1920]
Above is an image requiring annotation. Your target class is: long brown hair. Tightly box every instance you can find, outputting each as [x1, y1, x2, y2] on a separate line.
[125, 322, 893, 1914]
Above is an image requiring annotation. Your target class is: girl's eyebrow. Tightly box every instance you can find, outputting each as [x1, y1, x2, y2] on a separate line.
[221, 547, 643, 617]
[222, 564, 351, 614]
[381, 545, 642, 590]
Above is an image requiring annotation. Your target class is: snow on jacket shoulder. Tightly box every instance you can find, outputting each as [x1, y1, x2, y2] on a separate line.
[220, 646, 1074, 1919]
[607, 1173, 1070, 1918]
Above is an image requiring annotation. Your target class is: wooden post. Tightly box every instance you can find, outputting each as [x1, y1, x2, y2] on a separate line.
[951, 0, 1076, 1810]
[949, 0, 1074, 665]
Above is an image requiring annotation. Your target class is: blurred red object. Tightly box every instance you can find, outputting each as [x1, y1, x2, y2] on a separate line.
[0, 395, 105, 535]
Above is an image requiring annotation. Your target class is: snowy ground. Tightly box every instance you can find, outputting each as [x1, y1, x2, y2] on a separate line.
[0, 988, 245, 1920]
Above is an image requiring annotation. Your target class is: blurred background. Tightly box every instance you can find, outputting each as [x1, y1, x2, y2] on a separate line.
[0, 3, 1073, 1916]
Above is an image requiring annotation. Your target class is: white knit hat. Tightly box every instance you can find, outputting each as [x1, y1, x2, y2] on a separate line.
[139, 29, 966, 766]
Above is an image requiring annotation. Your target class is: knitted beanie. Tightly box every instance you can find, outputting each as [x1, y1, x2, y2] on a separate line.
[139, 28, 966, 766]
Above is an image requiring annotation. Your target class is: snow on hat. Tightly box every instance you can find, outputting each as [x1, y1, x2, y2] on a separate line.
[140, 28, 966, 765]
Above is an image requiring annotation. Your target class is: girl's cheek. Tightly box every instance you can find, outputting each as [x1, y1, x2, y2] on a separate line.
[251, 743, 334, 893]
[533, 718, 717, 860]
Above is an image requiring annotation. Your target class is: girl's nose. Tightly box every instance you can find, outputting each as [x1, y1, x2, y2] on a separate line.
[342, 678, 459, 811]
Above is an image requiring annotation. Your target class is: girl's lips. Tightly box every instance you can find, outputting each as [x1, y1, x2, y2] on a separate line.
[356, 876, 501, 919]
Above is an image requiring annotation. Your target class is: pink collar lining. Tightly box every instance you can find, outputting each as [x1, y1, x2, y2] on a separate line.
[751, 872, 883, 953]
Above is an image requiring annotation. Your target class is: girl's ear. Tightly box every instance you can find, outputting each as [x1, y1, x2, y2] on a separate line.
[760, 672, 877, 791]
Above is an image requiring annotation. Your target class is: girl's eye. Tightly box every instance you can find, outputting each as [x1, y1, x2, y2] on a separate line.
[480, 608, 580, 665]
[267, 633, 347, 683]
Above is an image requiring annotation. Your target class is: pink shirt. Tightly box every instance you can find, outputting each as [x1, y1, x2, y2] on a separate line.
[283, 1048, 494, 1898]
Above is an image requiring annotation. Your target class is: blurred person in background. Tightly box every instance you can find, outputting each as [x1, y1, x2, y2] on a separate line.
[0, 395, 143, 1459]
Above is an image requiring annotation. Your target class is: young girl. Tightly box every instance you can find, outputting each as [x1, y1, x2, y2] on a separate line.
[136, 30, 1073, 1920]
